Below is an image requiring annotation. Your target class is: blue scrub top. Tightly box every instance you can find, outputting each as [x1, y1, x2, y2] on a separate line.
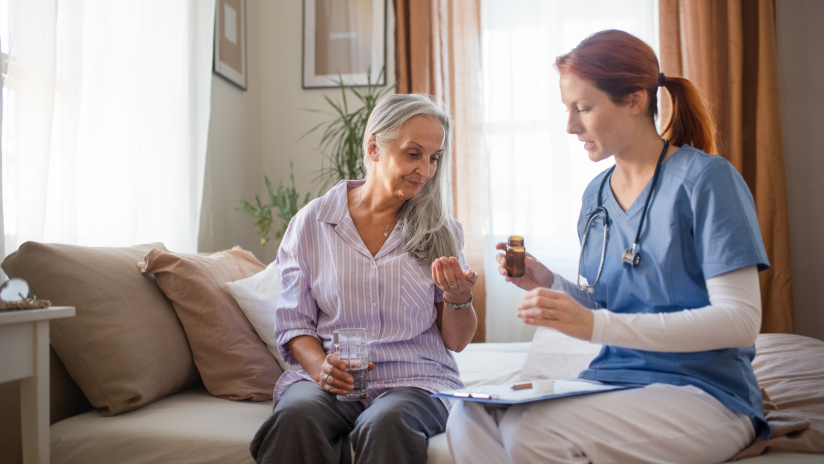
[576, 145, 771, 439]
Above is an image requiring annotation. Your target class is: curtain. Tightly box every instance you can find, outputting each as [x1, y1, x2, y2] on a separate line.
[659, 0, 794, 334]
[480, 0, 659, 342]
[1, 0, 215, 256]
[395, 0, 488, 342]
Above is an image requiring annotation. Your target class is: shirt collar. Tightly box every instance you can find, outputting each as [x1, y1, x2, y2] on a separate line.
[316, 179, 365, 225]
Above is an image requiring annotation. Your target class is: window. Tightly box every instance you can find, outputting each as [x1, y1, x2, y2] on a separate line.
[481, 0, 659, 342]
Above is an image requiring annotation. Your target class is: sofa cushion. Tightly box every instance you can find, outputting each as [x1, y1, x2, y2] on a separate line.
[1, 242, 200, 416]
[225, 262, 295, 373]
[139, 246, 282, 401]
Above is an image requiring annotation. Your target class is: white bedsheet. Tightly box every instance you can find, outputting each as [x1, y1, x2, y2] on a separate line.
[50, 342, 820, 464]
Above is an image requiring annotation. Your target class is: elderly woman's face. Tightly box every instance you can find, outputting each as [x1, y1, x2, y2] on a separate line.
[372, 115, 444, 200]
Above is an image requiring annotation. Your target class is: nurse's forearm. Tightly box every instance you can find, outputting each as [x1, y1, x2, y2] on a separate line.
[590, 265, 761, 352]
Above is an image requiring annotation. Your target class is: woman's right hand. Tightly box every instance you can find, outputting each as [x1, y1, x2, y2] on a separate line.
[494, 242, 554, 291]
[316, 353, 375, 396]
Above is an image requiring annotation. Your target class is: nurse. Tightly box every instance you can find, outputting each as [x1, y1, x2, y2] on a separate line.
[446, 29, 770, 463]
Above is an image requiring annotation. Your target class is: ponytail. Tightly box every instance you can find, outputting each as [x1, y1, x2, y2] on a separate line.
[557, 30, 718, 155]
[660, 77, 717, 154]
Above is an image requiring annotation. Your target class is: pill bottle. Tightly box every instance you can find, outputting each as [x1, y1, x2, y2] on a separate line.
[506, 236, 525, 278]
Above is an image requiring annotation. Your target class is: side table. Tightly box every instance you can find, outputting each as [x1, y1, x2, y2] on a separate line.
[0, 306, 75, 464]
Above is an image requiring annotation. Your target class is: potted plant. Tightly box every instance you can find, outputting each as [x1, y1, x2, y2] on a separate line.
[303, 68, 395, 193]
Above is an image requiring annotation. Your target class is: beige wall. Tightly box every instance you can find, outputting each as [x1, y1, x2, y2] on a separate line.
[776, 0, 824, 341]
[201, 0, 394, 264]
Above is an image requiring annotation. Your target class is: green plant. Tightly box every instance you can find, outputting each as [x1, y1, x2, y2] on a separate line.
[235, 161, 311, 246]
[302, 68, 395, 193]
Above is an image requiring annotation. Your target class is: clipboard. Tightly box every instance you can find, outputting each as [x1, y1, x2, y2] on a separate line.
[432, 379, 639, 405]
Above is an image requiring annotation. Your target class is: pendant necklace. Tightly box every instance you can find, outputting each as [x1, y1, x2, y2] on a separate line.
[359, 187, 395, 237]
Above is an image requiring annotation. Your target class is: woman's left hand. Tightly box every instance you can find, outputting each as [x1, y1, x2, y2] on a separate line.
[432, 257, 477, 304]
[517, 288, 594, 341]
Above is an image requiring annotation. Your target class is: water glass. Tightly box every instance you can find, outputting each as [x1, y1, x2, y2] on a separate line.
[333, 328, 369, 400]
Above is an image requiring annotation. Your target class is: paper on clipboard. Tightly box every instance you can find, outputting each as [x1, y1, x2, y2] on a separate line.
[432, 379, 638, 405]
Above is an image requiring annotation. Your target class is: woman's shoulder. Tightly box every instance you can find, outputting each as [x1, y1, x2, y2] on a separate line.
[664, 145, 741, 188]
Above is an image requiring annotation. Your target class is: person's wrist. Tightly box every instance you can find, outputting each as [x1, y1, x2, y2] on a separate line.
[444, 289, 472, 304]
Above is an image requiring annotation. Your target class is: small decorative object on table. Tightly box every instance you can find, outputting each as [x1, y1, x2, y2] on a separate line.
[0, 278, 51, 311]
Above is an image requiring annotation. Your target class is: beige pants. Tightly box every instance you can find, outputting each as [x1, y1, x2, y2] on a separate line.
[446, 383, 755, 464]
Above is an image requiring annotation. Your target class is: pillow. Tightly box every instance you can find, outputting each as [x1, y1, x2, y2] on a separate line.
[1, 242, 200, 416]
[519, 327, 602, 381]
[138, 246, 283, 401]
[225, 262, 296, 372]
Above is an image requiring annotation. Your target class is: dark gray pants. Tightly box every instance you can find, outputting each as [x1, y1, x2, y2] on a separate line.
[250, 381, 449, 464]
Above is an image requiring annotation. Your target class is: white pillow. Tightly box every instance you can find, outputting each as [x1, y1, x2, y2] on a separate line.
[519, 327, 603, 381]
[226, 263, 297, 372]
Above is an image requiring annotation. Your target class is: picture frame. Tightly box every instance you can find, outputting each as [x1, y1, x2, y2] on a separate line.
[302, 0, 386, 89]
[214, 0, 247, 90]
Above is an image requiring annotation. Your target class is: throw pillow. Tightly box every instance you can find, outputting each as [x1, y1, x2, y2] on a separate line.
[138, 246, 283, 401]
[225, 263, 297, 372]
[1, 242, 200, 416]
[519, 327, 603, 381]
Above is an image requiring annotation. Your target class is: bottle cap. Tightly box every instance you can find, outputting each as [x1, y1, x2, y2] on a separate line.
[508, 236, 524, 247]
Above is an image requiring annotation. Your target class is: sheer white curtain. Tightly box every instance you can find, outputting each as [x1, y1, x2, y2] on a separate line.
[1, 0, 215, 256]
[481, 0, 659, 342]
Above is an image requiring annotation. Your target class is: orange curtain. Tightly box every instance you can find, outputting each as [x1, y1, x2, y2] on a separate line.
[660, 0, 794, 333]
[395, 0, 487, 342]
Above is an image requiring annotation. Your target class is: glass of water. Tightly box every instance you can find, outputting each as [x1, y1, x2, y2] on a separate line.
[333, 328, 369, 401]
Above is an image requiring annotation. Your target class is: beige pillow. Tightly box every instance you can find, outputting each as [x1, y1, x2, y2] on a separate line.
[1, 242, 200, 416]
[138, 246, 283, 401]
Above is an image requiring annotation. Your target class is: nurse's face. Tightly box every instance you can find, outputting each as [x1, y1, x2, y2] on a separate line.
[560, 71, 635, 162]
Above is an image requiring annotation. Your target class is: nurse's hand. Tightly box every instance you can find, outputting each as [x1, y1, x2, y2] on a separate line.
[517, 288, 594, 341]
[494, 242, 554, 291]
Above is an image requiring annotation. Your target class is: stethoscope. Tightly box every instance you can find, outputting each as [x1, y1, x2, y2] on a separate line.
[577, 139, 669, 293]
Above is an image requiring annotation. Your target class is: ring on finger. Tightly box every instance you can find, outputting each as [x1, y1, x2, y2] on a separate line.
[449, 285, 457, 289]
[547, 309, 554, 320]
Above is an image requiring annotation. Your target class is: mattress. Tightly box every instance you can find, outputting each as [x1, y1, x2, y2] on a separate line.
[50, 341, 821, 464]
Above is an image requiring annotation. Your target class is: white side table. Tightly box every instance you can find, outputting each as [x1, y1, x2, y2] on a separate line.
[0, 306, 75, 464]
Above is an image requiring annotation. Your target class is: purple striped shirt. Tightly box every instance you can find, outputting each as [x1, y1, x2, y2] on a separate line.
[273, 179, 465, 407]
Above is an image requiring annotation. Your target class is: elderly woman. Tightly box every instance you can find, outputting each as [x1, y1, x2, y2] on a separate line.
[250, 94, 478, 464]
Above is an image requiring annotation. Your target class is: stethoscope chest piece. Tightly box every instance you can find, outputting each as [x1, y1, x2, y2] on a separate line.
[621, 244, 642, 267]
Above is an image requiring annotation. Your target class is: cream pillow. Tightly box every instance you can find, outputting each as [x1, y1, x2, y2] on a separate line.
[519, 327, 603, 381]
[226, 263, 296, 372]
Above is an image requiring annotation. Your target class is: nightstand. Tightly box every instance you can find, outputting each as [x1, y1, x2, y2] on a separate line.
[0, 306, 75, 464]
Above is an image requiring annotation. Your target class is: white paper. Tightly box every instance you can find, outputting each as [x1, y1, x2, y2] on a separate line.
[223, 3, 237, 45]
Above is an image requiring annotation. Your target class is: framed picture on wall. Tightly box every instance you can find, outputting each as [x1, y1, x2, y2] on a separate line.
[214, 0, 247, 90]
[302, 0, 387, 89]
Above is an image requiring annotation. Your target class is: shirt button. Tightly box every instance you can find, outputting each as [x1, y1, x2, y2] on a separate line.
[371, 331, 376, 337]
[371, 303, 376, 307]
[371, 265, 376, 270]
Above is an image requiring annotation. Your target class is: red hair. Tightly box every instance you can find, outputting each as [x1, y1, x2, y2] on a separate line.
[555, 30, 717, 154]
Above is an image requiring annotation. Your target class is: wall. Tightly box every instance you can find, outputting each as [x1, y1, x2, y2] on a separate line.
[201, 0, 395, 264]
[256, 0, 395, 263]
[198, 0, 264, 259]
[776, 0, 824, 341]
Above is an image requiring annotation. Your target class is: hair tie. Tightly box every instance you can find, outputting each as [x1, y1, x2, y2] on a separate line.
[659, 72, 666, 87]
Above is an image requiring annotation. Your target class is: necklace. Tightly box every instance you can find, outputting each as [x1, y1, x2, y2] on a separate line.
[359, 187, 395, 237]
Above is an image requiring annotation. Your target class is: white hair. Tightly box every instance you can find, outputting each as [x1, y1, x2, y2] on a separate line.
[362, 94, 457, 266]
